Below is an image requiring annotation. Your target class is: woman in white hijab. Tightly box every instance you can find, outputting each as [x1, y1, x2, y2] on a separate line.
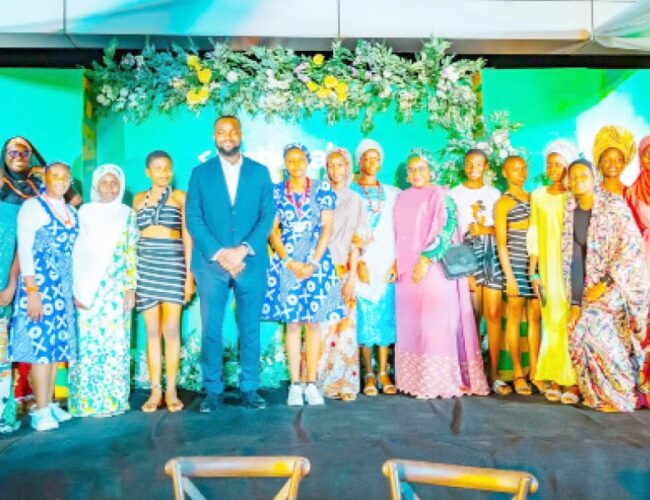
[69, 164, 138, 417]
[527, 140, 580, 403]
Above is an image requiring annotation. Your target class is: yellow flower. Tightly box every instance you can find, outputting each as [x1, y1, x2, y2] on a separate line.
[197, 68, 212, 84]
[313, 54, 325, 66]
[324, 75, 338, 89]
[316, 87, 330, 100]
[336, 90, 348, 102]
[335, 81, 349, 94]
[306, 81, 319, 92]
[186, 89, 201, 105]
[186, 54, 199, 69]
[198, 86, 210, 102]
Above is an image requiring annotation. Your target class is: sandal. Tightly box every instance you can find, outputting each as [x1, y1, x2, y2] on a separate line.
[165, 391, 184, 413]
[378, 372, 397, 395]
[513, 377, 533, 396]
[142, 385, 164, 413]
[532, 380, 549, 394]
[545, 389, 562, 402]
[340, 392, 357, 402]
[560, 391, 580, 405]
[363, 373, 378, 397]
[491, 379, 512, 396]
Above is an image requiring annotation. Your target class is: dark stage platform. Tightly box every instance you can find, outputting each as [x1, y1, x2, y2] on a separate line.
[1, 388, 649, 499]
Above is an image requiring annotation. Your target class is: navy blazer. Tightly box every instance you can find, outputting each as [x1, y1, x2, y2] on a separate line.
[185, 155, 276, 284]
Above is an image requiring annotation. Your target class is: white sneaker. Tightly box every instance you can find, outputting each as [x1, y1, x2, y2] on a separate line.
[287, 384, 304, 406]
[304, 383, 324, 406]
[31, 407, 59, 432]
[49, 402, 73, 422]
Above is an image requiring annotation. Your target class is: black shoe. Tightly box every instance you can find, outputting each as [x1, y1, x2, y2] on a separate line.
[199, 392, 224, 413]
[240, 391, 267, 409]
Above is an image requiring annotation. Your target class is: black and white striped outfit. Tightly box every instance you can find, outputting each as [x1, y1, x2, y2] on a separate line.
[135, 188, 186, 311]
[495, 192, 534, 297]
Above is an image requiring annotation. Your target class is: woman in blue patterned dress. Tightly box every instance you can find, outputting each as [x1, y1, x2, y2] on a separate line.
[262, 144, 345, 406]
[10, 161, 79, 431]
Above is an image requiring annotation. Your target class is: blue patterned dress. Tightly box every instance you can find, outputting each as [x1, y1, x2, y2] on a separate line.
[262, 179, 346, 324]
[10, 197, 79, 363]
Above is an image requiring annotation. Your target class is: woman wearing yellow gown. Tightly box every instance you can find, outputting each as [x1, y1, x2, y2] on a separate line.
[527, 140, 579, 403]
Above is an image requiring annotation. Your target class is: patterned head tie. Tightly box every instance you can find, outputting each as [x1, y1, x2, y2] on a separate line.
[592, 125, 636, 166]
[283, 143, 311, 164]
[44, 161, 71, 172]
[406, 148, 436, 171]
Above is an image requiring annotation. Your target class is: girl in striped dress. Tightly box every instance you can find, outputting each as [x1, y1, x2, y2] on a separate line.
[495, 156, 535, 396]
[134, 151, 194, 413]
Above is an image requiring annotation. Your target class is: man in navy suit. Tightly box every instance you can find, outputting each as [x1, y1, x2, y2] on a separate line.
[186, 115, 275, 411]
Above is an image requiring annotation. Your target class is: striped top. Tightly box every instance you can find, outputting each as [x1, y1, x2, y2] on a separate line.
[136, 204, 182, 231]
[504, 192, 530, 223]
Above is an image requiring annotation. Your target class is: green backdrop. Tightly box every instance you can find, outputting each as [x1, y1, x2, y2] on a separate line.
[2, 66, 649, 389]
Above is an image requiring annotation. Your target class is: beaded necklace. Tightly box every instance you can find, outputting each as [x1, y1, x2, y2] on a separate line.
[285, 178, 311, 218]
[359, 181, 384, 215]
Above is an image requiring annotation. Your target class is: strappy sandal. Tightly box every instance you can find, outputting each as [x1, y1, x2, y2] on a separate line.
[491, 379, 512, 396]
[340, 392, 357, 402]
[513, 377, 533, 396]
[165, 392, 184, 413]
[363, 373, 378, 397]
[532, 380, 549, 394]
[142, 385, 164, 413]
[378, 372, 397, 395]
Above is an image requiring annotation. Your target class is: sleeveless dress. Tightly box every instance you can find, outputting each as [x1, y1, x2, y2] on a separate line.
[10, 197, 79, 363]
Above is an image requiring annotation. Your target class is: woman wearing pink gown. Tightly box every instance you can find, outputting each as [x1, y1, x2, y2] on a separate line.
[394, 149, 489, 399]
[624, 135, 650, 403]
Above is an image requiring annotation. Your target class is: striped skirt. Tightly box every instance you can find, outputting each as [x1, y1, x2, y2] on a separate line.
[136, 237, 186, 311]
[494, 229, 534, 297]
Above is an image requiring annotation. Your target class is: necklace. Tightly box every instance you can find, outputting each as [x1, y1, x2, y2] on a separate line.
[42, 194, 72, 228]
[359, 181, 383, 215]
[285, 178, 311, 218]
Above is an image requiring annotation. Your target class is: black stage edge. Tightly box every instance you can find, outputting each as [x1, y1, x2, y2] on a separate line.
[1, 48, 650, 70]
[1, 387, 649, 499]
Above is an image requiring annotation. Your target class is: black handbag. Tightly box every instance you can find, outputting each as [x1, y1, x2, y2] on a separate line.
[440, 243, 479, 280]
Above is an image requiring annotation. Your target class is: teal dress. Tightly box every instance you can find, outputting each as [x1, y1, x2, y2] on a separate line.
[0, 201, 19, 433]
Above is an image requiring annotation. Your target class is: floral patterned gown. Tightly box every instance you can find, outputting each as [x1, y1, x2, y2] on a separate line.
[68, 212, 138, 417]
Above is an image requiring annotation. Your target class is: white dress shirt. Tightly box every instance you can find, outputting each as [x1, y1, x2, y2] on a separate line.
[218, 152, 243, 205]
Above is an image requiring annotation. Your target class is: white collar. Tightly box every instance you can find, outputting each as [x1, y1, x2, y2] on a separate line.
[218, 152, 243, 169]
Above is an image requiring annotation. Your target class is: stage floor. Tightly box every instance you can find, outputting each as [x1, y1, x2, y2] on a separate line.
[1, 388, 649, 499]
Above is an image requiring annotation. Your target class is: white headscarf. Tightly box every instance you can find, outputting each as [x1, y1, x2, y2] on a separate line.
[355, 138, 384, 166]
[545, 139, 579, 166]
[73, 164, 132, 307]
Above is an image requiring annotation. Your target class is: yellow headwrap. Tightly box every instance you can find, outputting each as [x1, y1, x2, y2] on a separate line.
[592, 125, 637, 166]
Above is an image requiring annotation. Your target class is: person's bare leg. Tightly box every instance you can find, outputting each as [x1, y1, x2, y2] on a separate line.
[286, 323, 302, 383]
[162, 303, 183, 412]
[471, 283, 483, 333]
[360, 346, 377, 395]
[304, 323, 321, 383]
[483, 287, 503, 384]
[142, 306, 163, 412]
[31, 363, 53, 409]
[506, 297, 530, 395]
[378, 346, 395, 395]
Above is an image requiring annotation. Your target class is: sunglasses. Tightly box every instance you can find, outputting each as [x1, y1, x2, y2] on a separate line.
[7, 150, 32, 159]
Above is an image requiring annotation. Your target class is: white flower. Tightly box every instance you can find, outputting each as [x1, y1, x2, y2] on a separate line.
[135, 55, 145, 66]
[226, 71, 238, 83]
[476, 141, 489, 151]
[492, 130, 508, 145]
[379, 86, 391, 99]
[383, 70, 392, 79]
[441, 65, 459, 82]
[265, 69, 274, 79]
[96, 94, 109, 106]
[119, 88, 128, 97]
[499, 149, 509, 159]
